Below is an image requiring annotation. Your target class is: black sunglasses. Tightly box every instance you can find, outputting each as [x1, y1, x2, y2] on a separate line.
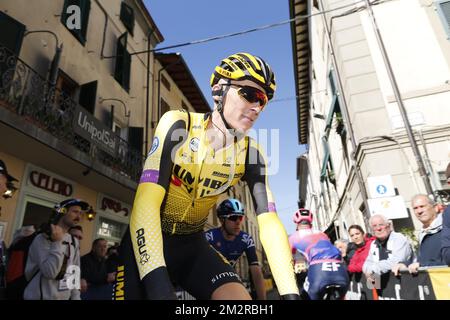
[225, 215, 244, 222]
[231, 85, 268, 108]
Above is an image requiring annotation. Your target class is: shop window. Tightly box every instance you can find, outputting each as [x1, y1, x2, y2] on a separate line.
[21, 198, 54, 231]
[97, 217, 126, 245]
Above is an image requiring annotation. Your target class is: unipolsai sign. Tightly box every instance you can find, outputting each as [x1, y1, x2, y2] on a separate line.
[73, 106, 118, 156]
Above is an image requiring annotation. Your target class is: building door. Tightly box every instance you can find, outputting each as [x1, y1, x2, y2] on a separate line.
[20, 196, 54, 230]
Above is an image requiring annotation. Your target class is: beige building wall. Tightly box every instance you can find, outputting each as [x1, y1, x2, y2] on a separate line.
[1, 0, 161, 150]
[0, 0, 163, 247]
[304, 0, 450, 237]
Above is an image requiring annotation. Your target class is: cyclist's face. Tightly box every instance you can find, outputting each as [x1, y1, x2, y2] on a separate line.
[222, 80, 267, 132]
[223, 215, 244, 235]
[349, 228, 364, 245]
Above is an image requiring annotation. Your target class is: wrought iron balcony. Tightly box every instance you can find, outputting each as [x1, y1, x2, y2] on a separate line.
[0, 45, 143, 182]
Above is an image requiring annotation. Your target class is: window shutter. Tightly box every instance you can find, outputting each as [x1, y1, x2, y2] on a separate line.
[114, 32, 131, 92]
[123, 49, 131, 91]
[437, 0, 450, 37]
[160, 98, 170, 118]
[120, 2, 135, 36]
[0, 11, 25, 54]
[80, 0, 91, 41]
[109, 105, 115, 130]
[128, 127, 144, 156]
[79, 80, 97, 114]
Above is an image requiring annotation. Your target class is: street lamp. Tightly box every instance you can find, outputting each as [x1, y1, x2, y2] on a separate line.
[86, 205, 96, 221]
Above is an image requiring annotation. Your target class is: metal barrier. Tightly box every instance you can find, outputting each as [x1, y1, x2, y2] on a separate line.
[346, 266, 450, 300]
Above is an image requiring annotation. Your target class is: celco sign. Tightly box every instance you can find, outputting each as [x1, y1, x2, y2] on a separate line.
[73, 106, 118, 156]
[29, 170, 73, 197]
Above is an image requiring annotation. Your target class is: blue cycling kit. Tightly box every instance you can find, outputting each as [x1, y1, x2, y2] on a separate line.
[205, 228, 259, 268]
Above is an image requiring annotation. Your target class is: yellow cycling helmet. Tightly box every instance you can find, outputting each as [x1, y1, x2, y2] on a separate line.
[210, 52, 276, 100]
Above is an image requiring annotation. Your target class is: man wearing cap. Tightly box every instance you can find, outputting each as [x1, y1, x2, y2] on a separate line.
[0, 159, 18, 198]
[23, 198, 89, 300]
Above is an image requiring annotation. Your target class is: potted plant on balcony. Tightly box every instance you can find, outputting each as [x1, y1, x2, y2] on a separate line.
[335, 113, 345, 135]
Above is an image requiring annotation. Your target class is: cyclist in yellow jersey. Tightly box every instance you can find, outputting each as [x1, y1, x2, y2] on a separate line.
[114, 52, 299, 300]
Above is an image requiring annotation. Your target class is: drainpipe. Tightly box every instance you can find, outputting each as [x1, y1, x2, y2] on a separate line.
[363, 0, 434, 196]
[144, 29, 155, 155]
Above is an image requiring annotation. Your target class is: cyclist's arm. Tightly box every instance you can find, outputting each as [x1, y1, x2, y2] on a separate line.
[249, 265, 266, 300]
[288, 233, 298, 254]
[242, 139, 299, 299]
[242, 233, 266, 300]
[130, 110, 188, 299]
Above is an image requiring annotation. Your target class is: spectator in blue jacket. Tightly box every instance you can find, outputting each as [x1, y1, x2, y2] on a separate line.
[393, 194, 444, 275]
[441, 163, 450, 265]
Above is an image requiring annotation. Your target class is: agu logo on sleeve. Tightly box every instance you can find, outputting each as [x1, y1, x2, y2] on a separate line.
[148, 137, 159, 156]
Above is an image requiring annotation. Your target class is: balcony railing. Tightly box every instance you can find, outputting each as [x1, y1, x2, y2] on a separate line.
[0, 45, 143, 182]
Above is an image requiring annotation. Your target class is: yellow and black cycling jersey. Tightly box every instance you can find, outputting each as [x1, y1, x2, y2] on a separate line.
[128, 110, 298, 298]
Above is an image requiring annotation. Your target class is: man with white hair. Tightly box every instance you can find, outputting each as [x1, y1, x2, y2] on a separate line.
[363, 214, 413, 283]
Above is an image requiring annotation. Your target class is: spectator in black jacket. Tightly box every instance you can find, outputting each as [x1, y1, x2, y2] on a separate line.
[80, 238, 114, 300]
[106, 245, 119, 279]
[441, 163, 450, 265]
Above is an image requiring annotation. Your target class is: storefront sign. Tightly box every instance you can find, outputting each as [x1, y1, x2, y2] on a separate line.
[367, 195, 409, 219]
[73, 105, 118, 156]
[29, 170, 73, 196]
[101, 196, 130, 217]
